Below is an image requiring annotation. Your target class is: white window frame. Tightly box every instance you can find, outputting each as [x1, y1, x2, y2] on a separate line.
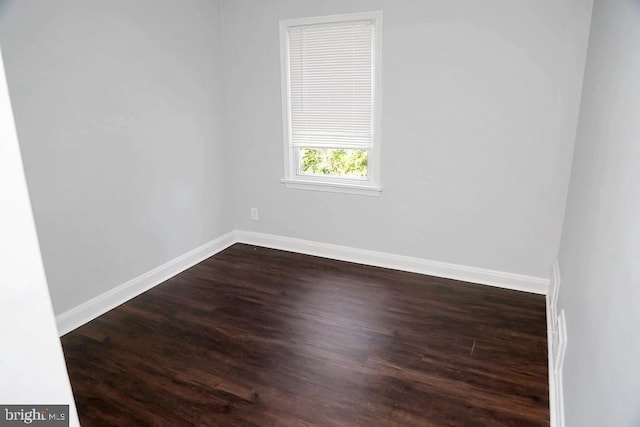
[279, 11, 383, 197]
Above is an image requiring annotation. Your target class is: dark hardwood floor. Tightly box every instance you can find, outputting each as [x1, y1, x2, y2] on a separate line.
[61, 244, 549, 426]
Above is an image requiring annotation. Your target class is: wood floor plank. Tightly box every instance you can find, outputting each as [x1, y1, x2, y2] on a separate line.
[61, 244, 549, 426]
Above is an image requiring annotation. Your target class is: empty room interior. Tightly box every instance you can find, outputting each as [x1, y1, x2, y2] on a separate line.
[1, 0, 639, 426]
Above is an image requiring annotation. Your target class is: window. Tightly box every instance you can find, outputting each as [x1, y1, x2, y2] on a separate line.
[280, 11, 382, 196]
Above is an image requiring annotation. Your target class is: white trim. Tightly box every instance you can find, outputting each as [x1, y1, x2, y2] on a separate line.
[279, 11, 383, 194]
[280, 178, 381, 196]
[235, 231, 549, 294]
[280, 11, 384, 28]
[550, 261, 561, 334]
[546, 293, 557, 427]
[547, 261, 565, 427]
[554, 310, 567, 427]
[55, 231, 236, 336]
[279, 17, 294, 181]
[56, 229, 550, 337]
[371, 10, 383, 189]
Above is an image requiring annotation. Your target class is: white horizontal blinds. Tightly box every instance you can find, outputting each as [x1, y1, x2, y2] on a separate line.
[288, 20, 374, 149]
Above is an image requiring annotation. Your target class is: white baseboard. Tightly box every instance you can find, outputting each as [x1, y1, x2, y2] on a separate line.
[234, 231, 549, 295]
[56, 229, 549, 336]
[55, 231, 236, 336]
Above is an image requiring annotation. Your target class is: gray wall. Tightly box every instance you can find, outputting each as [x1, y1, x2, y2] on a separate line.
[223, 0, 593, 278]
[557, 0, 640, 425]
[0, 0, 230, 315]
[0, 0, 595, 316]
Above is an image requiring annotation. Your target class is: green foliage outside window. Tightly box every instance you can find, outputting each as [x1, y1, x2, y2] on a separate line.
[300, 148, 368, 178]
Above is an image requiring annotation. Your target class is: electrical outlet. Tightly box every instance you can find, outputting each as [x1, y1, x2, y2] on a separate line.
[250, 208, 259, 221]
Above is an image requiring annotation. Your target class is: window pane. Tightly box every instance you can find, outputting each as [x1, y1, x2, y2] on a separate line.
[298, 148, 367, 179]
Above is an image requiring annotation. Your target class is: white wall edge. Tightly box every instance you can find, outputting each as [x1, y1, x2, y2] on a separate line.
[547, 293, 559, 427]
[55, 231, 236, 336]
[552, 261, 561, 312]
[552, 261, 561, 290]
[549, 261, 560, 336]
[234, 230, 549, 295]
[554, 309, 567, 427]
[547, 260, 565, 427]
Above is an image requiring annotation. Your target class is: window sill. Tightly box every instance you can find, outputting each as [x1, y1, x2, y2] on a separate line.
[280, 178, 381, 197]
